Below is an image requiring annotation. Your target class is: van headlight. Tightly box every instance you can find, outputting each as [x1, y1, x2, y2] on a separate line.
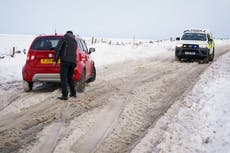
[199, 44, 207, 48]
[176, 44, 183, 48]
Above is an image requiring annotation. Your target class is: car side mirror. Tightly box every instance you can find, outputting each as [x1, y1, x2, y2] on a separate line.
[89, 48, 95, 54]
[176, 37, 180, 41]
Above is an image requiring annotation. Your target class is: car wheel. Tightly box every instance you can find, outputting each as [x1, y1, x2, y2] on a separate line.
[76, 69, 86, 93]
[23, 80, 33, 92]
[86, 65, 96, 83]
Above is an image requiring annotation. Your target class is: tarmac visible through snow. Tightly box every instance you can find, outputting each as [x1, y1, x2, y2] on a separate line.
[0, 44, 230, 153]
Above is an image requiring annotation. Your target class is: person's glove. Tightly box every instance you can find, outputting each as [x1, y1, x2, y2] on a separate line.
[53, 61, 57, 67]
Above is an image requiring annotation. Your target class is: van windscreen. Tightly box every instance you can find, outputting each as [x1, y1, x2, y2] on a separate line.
[181, 33, 206, 41]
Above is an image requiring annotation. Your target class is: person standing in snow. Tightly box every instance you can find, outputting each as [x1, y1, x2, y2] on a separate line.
[53, 31, 77, 100]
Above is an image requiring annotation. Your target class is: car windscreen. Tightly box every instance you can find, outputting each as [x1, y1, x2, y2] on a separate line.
[181, 33, 207, 41]
[30, 37, 61, 50]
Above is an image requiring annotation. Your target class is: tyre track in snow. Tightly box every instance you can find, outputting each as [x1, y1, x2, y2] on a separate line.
[0, 82, 59, 112]
[15, 61, 151, 153]
[30, 62, 167, 153]
[0, 63, 140, 153]
[69, 65, 149, 153]
[53, 59, 207, 153]
[93, 60, 207, 153]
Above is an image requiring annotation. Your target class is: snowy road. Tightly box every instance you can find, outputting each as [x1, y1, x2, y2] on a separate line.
[0, 44, 230, 153]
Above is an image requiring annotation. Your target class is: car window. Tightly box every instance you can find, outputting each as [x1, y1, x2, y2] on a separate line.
[82, 40, 89, 52]
[76, 39, 84, 52]
[80, 40, 89, 53]
[181, 33, 207, 41]
[31, 37, 61, 50]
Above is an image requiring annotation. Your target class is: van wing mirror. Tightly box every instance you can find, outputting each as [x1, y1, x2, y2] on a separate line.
[176, 37, 180, 41]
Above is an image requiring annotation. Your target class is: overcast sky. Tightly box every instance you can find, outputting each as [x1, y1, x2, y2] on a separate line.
[0, 0, 230, 39]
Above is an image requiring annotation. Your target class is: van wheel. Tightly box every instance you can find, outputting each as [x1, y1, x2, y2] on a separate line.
[209, 49, 215, 61]
[86, 65, 96, 83]
[77, 69, 86, 93]
[23, 81, 33, 92]
[202, 57, 209, 64]
[203, 51, 210, 64]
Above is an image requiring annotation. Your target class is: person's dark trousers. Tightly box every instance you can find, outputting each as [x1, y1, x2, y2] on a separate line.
[60, 62, 76, 98]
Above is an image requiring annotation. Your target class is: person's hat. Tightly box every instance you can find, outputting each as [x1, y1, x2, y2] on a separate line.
[66, 31, 73, 34]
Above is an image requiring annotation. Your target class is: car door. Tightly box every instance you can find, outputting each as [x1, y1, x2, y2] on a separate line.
[79, 40, 91, 78]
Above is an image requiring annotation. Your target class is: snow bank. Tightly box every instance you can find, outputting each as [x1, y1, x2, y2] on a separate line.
[131, 49, 230, 153]
[0, 53, 27, 82]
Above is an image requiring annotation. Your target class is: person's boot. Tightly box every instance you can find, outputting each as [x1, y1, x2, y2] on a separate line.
[70, 94, 77, 98]
[57, 91, 69, 100]
[58, 91, 68, 100]
[57, 96, 68, 100]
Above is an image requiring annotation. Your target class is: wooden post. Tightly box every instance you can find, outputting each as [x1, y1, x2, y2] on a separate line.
[11, 47, 15, 57]
[91, 37, 94, 45]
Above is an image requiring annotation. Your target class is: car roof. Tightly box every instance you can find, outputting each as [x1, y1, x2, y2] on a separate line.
[36, 34, 82, 39]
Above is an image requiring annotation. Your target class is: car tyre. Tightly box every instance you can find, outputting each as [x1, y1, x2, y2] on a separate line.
[23, 80, 33, 92]
[76, 69, 86, 93]
[86, 65, 96, 83]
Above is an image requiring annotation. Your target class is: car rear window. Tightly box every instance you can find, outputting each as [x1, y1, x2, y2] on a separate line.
[30, 36, 61, 50]
[181, 33, 207, 41]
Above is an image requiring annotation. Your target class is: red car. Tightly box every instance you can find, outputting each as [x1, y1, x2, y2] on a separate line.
[22, 35, 96, 92]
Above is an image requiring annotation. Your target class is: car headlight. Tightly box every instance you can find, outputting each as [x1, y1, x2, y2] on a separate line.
[199, 44, 207, 48]
[176, 44, 183, 48]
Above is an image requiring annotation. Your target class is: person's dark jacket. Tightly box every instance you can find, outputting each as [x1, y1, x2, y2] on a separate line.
[54, 33, 77, 64]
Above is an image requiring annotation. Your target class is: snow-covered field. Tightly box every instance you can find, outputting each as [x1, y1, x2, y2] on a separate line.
[0, 34, 175, 83]
[0, 34, 35, 55]
[1, 34, 230, 153]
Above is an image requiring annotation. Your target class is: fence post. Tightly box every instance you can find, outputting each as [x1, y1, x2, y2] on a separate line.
[91, 37, 94, 45]
[11, 47, 15, 57]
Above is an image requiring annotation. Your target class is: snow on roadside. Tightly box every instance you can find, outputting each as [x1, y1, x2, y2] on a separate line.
[0, 53, 27, 83]
[131, 50, 230, 153]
